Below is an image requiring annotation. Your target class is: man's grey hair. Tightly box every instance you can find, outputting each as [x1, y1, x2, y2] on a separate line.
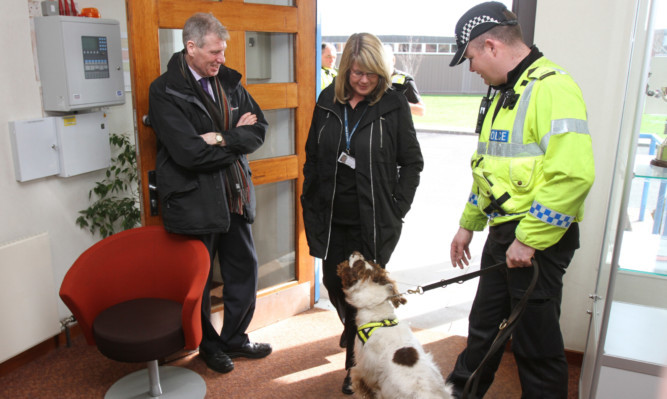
[182, 12, 230, 48]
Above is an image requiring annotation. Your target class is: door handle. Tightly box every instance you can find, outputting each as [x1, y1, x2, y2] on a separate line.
[148, 170, 159, 216]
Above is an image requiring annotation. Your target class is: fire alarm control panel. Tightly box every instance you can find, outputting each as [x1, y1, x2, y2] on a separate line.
[34, 16, 125, 111]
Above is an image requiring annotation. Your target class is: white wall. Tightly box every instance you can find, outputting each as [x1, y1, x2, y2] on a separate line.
[0, 0, 134, 323]
[534, 1, 638, 351]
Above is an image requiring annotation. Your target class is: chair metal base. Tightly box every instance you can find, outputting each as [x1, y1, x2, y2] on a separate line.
[105, 365, 206, 399]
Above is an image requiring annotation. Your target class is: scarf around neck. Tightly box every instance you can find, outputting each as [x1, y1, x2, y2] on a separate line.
[179, 52, 250, 216]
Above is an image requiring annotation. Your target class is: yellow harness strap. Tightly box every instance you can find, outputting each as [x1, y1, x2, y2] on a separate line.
[357, 319, 399, 344]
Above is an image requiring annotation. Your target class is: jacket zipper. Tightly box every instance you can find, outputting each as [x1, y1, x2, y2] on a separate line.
[317, 112, 330, 143]
[379, 116, 385, 149]
[317, 105, 343, 261]
[369, 121, 377, 261]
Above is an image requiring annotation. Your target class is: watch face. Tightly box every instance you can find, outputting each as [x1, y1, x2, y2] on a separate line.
[216, 134, 222, 142]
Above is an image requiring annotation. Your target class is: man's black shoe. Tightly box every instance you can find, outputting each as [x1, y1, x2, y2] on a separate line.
[342, 370, 353, 395]
[227, 342, 272, 359]
[198, 348, 234, 373]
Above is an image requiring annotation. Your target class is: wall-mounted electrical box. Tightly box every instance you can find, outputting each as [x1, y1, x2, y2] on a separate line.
[34, 16, 125, 111]
[54, 112, 111, 177]
[9, 118, 60, 182]
[9, 111, 111, 182]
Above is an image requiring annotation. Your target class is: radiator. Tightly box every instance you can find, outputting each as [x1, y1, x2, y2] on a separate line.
[0, 233, 60, 363]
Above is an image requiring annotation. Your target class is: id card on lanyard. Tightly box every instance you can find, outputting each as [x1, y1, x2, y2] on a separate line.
[339, 106, 367, 169]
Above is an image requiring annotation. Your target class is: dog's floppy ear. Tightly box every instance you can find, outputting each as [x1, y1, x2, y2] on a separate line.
[337, 259, 354, 288]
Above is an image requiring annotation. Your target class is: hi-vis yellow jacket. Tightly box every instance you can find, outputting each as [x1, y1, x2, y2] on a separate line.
[460, 57, 595, 251]
[320, 67, 337, 90]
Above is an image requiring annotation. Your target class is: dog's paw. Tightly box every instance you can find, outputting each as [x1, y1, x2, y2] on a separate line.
[352, 375, 377, 399]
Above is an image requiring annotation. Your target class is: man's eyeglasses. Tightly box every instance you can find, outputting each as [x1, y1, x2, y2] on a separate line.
[350, 69, 378, 79]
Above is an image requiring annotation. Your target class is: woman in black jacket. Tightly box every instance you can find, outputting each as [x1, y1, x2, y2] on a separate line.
[301, 32, 423, 394]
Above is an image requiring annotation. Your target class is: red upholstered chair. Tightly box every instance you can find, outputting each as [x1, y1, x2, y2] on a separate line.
[59, 226, 210, 398]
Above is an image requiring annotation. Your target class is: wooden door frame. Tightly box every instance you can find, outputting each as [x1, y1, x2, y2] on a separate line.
[125, 0, 316, 326]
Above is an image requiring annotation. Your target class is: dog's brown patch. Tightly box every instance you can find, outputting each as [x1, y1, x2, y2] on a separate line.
[337, 252, 407, 308]
[392, 346, 419, 366]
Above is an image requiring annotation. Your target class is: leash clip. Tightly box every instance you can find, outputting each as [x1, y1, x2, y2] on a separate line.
[498, 318, 509, 330]
[407, 286, 424, 295]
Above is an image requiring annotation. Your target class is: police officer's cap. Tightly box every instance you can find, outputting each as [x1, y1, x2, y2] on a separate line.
[450, 1, 518, 67]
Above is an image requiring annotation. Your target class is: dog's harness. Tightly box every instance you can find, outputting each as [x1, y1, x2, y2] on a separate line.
[357, 318, 398, 344]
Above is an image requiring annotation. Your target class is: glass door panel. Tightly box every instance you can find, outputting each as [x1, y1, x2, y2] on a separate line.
[159, 29, 183, 74]
[245, 32, 294, 84]
[248, 109, 295, 160]
[253, 180, 296, 289]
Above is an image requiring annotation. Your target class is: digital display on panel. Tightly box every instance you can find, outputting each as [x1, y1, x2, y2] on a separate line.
[81, 36, 110, 79]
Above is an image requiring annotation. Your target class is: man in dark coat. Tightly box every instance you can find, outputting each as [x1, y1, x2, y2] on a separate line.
[148, 12, 270, 374]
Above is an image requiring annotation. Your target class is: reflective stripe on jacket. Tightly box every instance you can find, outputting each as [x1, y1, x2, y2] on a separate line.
[460, 56, 595, 250]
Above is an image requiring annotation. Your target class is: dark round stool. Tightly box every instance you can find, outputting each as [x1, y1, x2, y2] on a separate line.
[93, 298, 205, 398]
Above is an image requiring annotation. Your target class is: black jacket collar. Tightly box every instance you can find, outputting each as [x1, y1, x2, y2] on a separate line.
[493, 45, 543, 92]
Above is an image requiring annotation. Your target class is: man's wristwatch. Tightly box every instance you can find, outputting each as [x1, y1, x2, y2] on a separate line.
[215, 133, 223, 145]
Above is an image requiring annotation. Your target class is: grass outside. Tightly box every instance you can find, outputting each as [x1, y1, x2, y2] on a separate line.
[413, 94, 482, 132]
[413, 94, 667, 139]
[642, 114, 667, 140]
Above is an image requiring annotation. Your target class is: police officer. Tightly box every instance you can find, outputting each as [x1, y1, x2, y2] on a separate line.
[384, 44, 426, 117]
[321, 42, 338, 90]
[446, 2, 595, 398]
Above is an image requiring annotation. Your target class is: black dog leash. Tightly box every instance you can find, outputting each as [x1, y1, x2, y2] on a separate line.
[409, 261, 507, 295]
[462, 258, 540, 399]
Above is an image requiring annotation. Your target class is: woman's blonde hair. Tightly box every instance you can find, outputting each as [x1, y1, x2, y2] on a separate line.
[334, 33, 391, 106]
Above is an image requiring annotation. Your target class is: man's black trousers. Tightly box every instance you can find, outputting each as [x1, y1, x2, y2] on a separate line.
[196, 213, 259, 353]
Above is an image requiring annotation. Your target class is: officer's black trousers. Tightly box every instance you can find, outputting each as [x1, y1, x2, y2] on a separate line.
[447, 222, 574, 399]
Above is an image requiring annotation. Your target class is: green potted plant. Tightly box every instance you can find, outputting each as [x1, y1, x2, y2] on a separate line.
[76, 133, 141, 238]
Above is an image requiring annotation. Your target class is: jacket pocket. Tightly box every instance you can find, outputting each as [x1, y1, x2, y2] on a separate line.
[509, 158, 536, 193]
[163, 180, 199, 204]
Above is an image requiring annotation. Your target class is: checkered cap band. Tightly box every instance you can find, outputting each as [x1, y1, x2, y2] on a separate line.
[458, 15, 500, 45]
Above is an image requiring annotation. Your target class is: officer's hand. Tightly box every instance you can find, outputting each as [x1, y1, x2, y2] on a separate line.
[451, 227, 473, 269]
[506, 239, 535, 268]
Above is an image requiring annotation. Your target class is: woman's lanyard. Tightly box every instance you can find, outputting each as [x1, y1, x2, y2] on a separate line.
[344, 106, 367, 153]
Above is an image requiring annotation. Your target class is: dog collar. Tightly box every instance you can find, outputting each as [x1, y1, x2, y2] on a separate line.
[357, 319, 399, 344]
